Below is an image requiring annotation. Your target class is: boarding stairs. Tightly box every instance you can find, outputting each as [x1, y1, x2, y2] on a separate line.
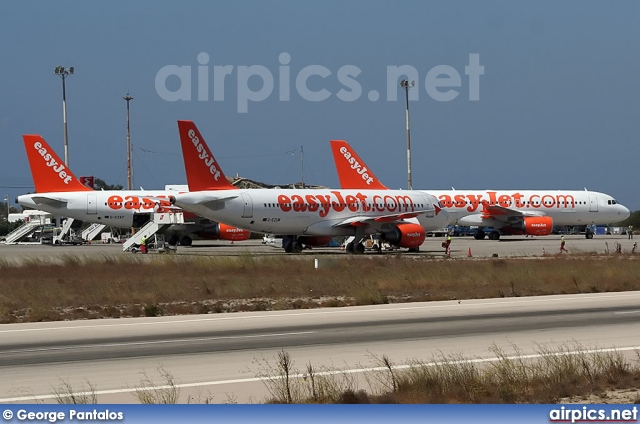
[53, 218, 86, 245]
[82, 223, 106, 242]
[4, 218, 45, 244]
[122, 212, 184, 252]
[58, 217, 77, 240]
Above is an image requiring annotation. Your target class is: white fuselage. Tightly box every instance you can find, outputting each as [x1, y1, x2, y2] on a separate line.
[17, 190, 189, 229]
[424, 190, 630, 227]
[173, 188, 450, 236]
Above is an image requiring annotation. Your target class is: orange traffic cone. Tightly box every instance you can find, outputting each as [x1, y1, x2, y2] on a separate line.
[467, 247, 472, 257]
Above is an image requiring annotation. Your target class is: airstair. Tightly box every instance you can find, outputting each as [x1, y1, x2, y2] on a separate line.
[122, 212, 184, 252]
[82, 223, 106, 242]
[53, 218, 85, 245]
[58, 217, 76, 239]
[5, 218, 46, 243]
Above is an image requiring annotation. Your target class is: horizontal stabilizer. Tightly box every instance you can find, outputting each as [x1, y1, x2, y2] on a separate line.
[30, 195, 68, 207]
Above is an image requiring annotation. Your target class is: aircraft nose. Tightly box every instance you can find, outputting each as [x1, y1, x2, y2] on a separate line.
[439, 208, 452, 226]
[620, 205, 631, 220]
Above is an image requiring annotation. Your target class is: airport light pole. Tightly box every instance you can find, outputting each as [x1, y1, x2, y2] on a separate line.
[4, 195, 8, 222]
[400, 79, 415, 190]
[123, 93, 134, 191]
[54, 66, 74, 167]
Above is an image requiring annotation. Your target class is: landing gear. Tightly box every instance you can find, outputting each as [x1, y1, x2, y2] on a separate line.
[346, 241, 365, 254]
[345, 226, 367, 254]
[168, 235, 180, 246]
[488, 230, 501, 241]
[179, 235, 192, 246]
[282, 236, 304, 253]
[474, 230, 486, 240]
[283, 236, 293, 253]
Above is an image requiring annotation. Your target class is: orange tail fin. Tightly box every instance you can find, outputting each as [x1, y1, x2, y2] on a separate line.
[23, 134, 92, 193]
[330, 140, 388, 190]
[177, 120, 236, 191]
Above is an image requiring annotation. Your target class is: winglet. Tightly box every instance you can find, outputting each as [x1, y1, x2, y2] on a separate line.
[177, 120, 236, 191]
[330, 140, 388, 190]
[23, 134, 92, 193]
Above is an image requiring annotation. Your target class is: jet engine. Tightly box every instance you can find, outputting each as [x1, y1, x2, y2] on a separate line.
[381, 223, 425, 248]
[198, 223, 251, 241]
[522, 216, 553, 236]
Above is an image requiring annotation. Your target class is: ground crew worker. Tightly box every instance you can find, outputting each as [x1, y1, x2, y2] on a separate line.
[140, 235, 147, 254]
[560, 235, 568, 253]
[444, 235, 452, 257]
[629, 225, 634, 240]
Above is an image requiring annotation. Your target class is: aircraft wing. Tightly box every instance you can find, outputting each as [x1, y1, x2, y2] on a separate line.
[30, 195, 68, 207]
[332, 212, 422, 228]
[482, 205, 546, 219]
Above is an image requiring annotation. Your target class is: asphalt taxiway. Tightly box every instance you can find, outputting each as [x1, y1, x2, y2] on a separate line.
[0, 234, 635, 264]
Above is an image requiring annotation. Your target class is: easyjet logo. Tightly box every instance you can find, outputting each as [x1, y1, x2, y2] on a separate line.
[339, 146, 374, 185]
[187, 129, 222, 181]
[224, 228, 246, 233]
[439, 191, 576, 213]
[107, 195, 172, 211]
[33, 141, 73, 184]
[277, 190, 417, 218]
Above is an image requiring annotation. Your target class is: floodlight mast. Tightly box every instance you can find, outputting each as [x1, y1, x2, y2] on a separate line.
[400, 79, 415, 190]
[54, 66, 74, 166]
[123, 93, 134, 191]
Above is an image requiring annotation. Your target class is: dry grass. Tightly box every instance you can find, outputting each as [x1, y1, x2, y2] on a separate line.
[133, 366, 180, 404]
[51, 378, 98, 404]
[256, 344, 640, 404]
[1, 254, 640, 323]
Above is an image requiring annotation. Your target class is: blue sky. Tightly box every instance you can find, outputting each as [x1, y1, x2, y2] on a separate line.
[1, 1, 639, 209]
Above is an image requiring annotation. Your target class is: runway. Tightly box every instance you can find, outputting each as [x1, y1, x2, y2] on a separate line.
[1, 291, 639, 403]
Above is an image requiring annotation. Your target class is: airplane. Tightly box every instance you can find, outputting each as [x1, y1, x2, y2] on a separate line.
[17, 134, 250, 245]
[169, 120, 452, 254]
[330, 139, 631, 240]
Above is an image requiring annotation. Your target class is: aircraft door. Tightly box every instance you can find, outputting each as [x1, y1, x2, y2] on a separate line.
[87, 194, 97, 214]
[241, 193, 253, 218]
[421, 194, 436, 218]
[588, 194, 598, 212]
